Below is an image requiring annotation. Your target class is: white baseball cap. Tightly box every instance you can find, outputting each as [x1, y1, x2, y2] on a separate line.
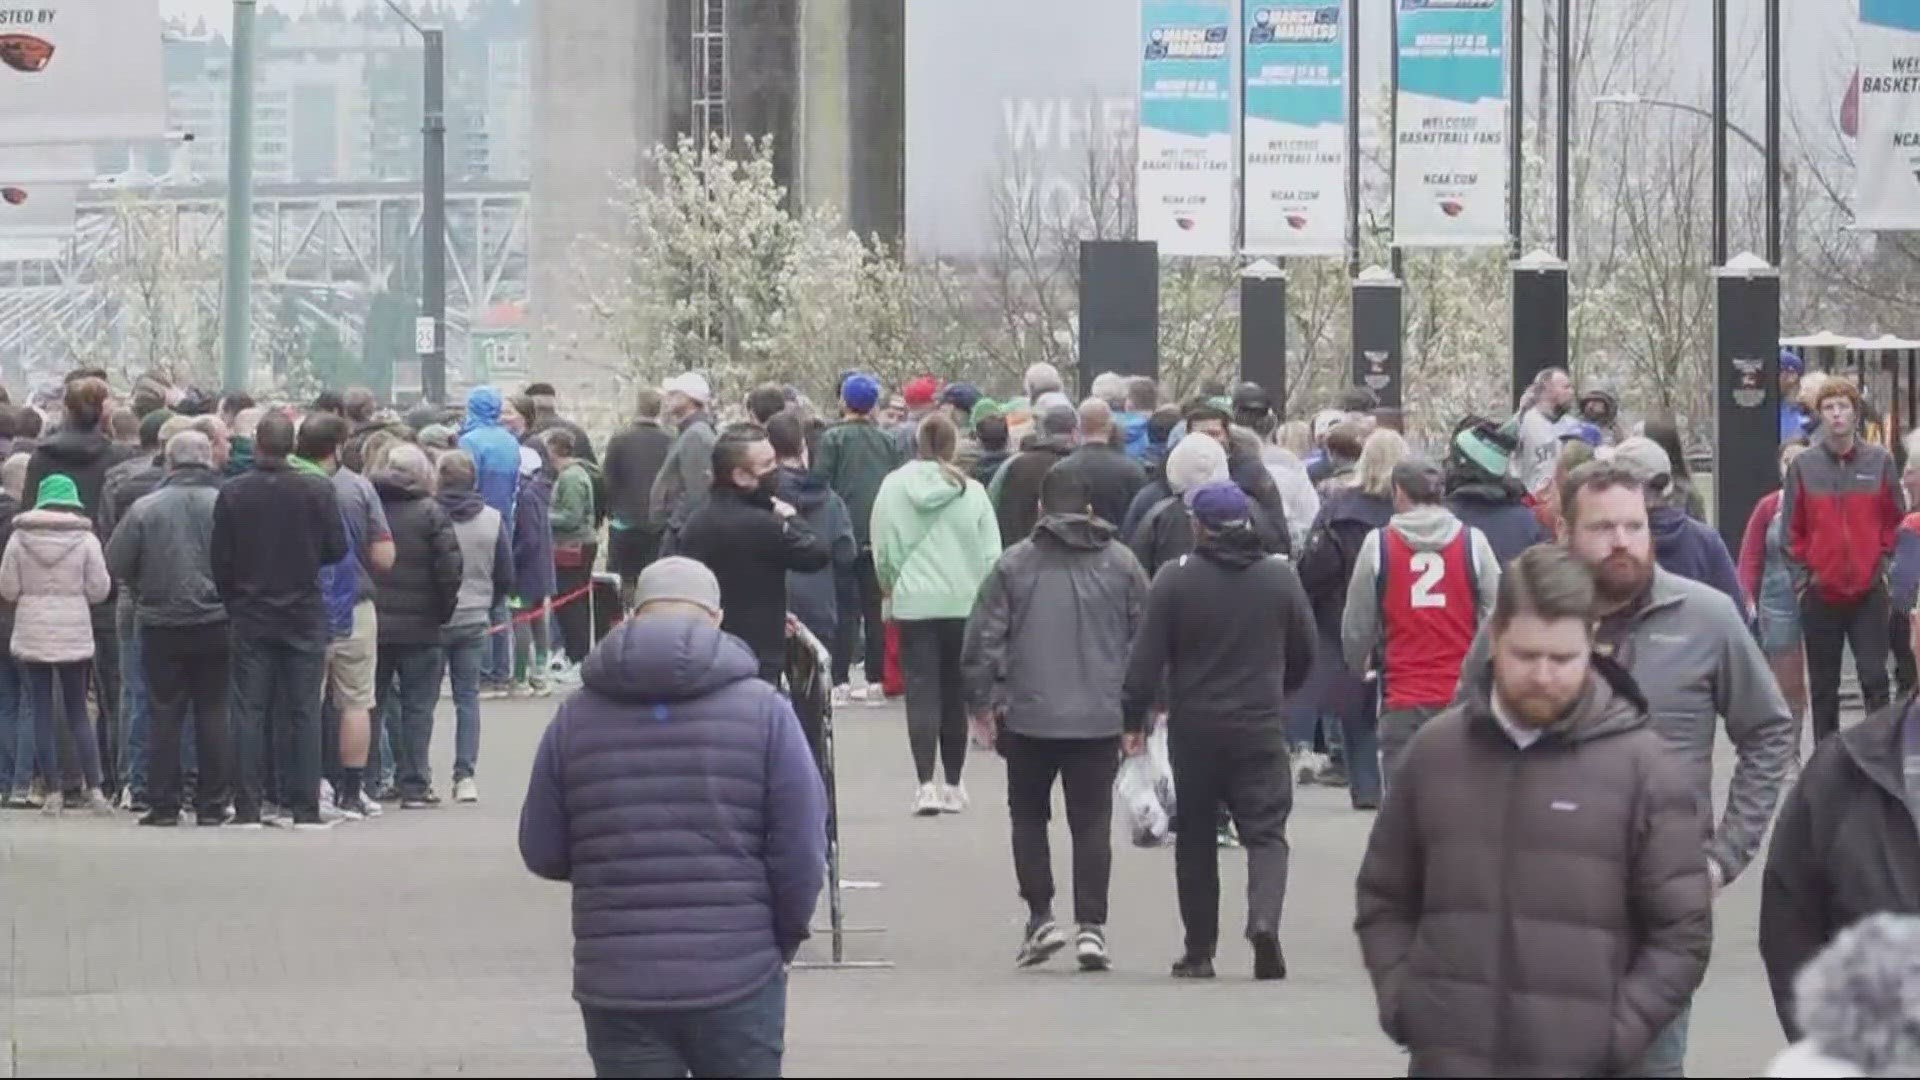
[660, 371, 712, 405]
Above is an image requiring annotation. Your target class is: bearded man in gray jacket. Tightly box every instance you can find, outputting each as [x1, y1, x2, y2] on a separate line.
[962, 466, 1149, 973]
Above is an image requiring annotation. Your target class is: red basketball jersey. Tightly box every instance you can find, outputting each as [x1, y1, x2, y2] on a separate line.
[1378, 527, 1479, 709]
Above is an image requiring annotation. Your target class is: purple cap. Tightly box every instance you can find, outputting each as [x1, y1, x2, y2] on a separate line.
[1188, 481, 1251, 529]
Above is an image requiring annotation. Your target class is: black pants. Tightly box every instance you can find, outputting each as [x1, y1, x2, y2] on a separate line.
[1803, 586, 1891, 744]
[556, 543, 599, 664]
[91, 604, 120, 792]
[1003, 732, 1119, 926]
[29, 660, 98, 790]
[831, 552, 885, 686]
[1169, 724, 1292, 959]
[142, 623, 231, 816]
[1892, 611, 1916, 698]
[898, 617, 967, 785]
[231, 636, 326, 818]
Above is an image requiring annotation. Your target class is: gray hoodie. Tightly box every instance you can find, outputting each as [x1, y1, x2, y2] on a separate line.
[1454, 566, 1794, 884]
[1341, 503, 1499, 675]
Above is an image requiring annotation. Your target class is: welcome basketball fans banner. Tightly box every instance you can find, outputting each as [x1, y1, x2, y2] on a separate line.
[1137, 0, 1237, 256]
[1241, 1, 1347, 256]
[0, 0, 165, 144]
[1392, 0, 1508, 248]
[1857, 0, 1920, 231]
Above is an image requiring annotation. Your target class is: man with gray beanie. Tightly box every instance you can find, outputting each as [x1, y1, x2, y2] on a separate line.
[1123, 481, 1316, 982]
[991, 403, 1078, 548]
[1613, 435, 1744, 610]
[519, 555, 825, 1078]
[1340, 458, 1500, 790]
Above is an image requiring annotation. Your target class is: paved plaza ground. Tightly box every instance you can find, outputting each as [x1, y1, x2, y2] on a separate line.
[1, 692, 1796, 1077]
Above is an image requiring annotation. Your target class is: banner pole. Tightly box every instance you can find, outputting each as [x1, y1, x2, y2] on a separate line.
[221, 0, 258, 394]
[1388, 0, 1403, 279]
[1346, 0, 1361, 278]
[1509, 0, 1524, 258]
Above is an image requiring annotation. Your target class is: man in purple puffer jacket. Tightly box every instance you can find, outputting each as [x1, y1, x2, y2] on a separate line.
[519, 556, 826, 1078]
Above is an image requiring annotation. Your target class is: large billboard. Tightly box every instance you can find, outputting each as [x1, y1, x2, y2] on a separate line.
[905, 0, 1137, 260]
[0, 0, 165, 144]
[1857, 0, 1920, 230]
[1136, 0, 1236, 256]
[1392, 0, 1507, 247]
[1242, 1, 1347, 255]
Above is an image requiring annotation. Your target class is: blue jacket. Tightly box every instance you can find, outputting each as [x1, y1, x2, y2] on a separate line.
[511, 466, 556, 603]
[1117, 410, 1151, 461]
[1888, 512, 1920, 612]
[459, 386, 521, 529]
[1445, 483, 1551, 568]
[1650, 503, 1745, 610]
[775, 464, 856, 648]
[518, 615, 827, 1011]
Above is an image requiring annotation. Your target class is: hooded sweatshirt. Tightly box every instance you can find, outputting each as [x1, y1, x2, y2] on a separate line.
[458, 387, 521, 528]
[1340, 503, 1500, 708]
[1121, 526, 1316, 734]
[371, 471, 462, 645]
[0, 508, 111, 662]
[774, 464, 857, 647]
[1444, 467, 1549, 568]
[24, 426, 127, 525]
[871, 460, 1001, 621]
[436, 486, 514, 634]
[1650, 500, 1746, 610]
[517, 614, 827, 1011]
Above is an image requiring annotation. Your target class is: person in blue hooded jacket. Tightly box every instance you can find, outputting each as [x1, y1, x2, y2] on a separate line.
[519, 556, 825, 1078]
[458, 386, 520, 529]
[1615, 437, 1747, 611]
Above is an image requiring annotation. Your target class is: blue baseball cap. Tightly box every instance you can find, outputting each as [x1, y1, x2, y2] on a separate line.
[1187, 481, 1251, 529]
[1780, 348, 1804, 374]
[842, 373, 881, 414]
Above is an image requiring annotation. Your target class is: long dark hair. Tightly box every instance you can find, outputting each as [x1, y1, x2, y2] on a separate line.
[916, 413, 969, 489]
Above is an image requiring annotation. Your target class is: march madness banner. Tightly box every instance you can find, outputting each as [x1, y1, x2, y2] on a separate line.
[0, 0, 165, 145]
[1392, 0, 1507, 248]
[1857, 0, 1920, 231]
[1138, 0, 1236, 256]
[1242, 1, 1346, 256]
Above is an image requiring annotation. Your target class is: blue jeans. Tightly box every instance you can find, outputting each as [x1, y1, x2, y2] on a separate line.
[484, 599, 511, 684]
[444, 628, 485, 781]
[580, 970, 786, 1078]
[374, 643, 443, 798]
[1635, 1004, 1690, 1077]
[0, 658, 32, 792]
[1340, 688, 1382, 806]
[231, 636, 326, 817]
[28, 660, 100, 789]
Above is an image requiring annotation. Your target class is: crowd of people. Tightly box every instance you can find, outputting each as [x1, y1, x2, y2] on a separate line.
[504, 354, 1920, 1077]
[0, 369, 609, 828]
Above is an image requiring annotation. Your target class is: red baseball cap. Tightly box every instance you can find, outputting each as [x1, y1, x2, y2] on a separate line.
[904, 376, 942, 409]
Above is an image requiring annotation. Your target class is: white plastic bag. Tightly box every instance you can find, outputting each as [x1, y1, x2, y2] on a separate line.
[1117, 728, 1177, 848]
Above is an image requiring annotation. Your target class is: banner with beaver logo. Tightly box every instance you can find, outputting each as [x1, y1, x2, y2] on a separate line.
[0, 1, 163, 144]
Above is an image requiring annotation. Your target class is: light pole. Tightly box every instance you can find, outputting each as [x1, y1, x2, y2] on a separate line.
[383, 0, 447, 405]
[220, 0, 257, 394]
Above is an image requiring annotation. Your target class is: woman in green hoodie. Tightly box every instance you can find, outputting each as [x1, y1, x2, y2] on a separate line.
[871, 413, 1001, 817]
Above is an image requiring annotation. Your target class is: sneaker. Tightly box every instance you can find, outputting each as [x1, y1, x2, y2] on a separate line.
[939, 782, 969, 814]
[319, 778, 335, 805]
[292, 812, 338, 831]
[479, 682, 511, 701]
[527, 676, 553, 698]
[1216, 822, 1241, 849]
[128, 796, 151, 814]
[138, 807, 180, 827]
[831, 683, 851, 708]
[85, 788, 114, 818]
[1017, 918, 1067, 968]
[910, 782, 942, 817]
[344, 793, 383, 819]
[400, 791, 442, 810]
[865, 688, 888, 708]
[39, 790, 62, 816]
[319, 800, 349, 824]
[453, 777, 479, 804]
[1292, 748, 1327, 786]
[1170, 954, 1216, 979]
[1315, 760, 1348, 788]
[262, 803, 295, 829]
[116, 786, 134, 810]
[3, 787, 28, 808]
[1075, 926, 1111, 972]
[1252, 932, 1287, 981]
[196, 807, 232, 828]
[230, 805, 263, 829]
[507, 681, 533, 699]
[849, 685, 871, 704]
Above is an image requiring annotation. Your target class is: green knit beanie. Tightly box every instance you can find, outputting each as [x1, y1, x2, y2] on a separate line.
[36, 473, 82, 511]
[969, 398, 1002, 426]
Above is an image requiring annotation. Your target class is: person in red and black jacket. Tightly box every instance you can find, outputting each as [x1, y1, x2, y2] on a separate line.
[1782, 376, 1905, 745]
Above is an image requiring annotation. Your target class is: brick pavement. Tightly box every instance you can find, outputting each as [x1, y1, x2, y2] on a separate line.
[1, 694, 1795, 1076]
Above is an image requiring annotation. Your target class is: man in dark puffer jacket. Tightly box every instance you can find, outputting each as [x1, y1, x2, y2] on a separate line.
[519, 556, 826, 1078]
[369, 444, 461, 809]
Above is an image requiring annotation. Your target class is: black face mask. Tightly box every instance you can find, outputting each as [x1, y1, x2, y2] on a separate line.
[749, 468, 779, 504]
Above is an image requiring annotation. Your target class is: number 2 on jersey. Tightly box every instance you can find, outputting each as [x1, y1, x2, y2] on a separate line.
[1409, 551, 1448, 609]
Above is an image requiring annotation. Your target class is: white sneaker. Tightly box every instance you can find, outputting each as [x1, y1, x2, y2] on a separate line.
[453, 778, 479, 804]
[940, 782, 969, 814]
[1292, 749, 1328, 787]
[849, 685, 870, 703]
[347, 794, 383, 819]
[831, 683, 851, 708]
[911, 782, 942, 817]
[866, 688, 888, 709]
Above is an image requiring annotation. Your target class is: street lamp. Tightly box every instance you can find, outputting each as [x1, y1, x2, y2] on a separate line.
[381, 0, 447, 405]
[220, 0, 258, 394]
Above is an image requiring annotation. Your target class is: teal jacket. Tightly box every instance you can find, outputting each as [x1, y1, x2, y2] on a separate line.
[871, 460, 1001, 621]
[813, 416, 901, 549]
